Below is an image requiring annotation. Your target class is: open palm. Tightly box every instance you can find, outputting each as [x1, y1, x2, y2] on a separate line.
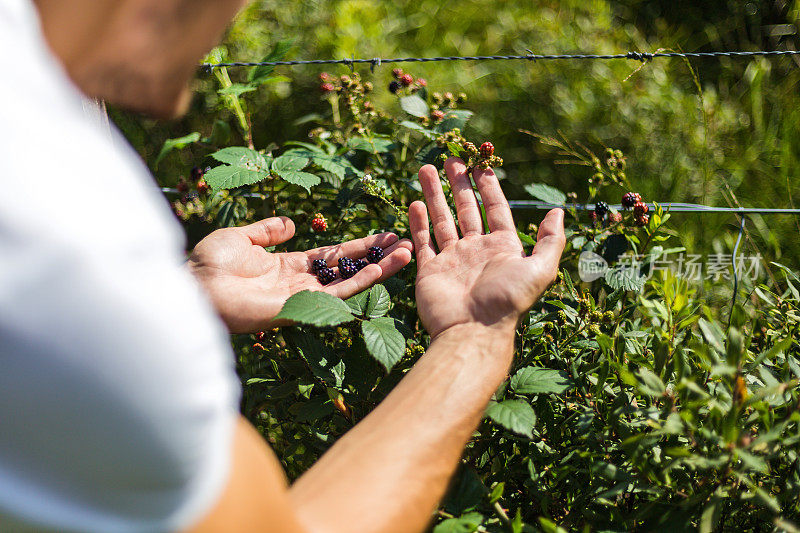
[410, 158, 565, 339]
[189, 217, 412, 333]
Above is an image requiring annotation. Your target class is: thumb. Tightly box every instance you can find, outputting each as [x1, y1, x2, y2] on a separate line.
[240, 216, 296, 247]
[525, 208, 566, 284]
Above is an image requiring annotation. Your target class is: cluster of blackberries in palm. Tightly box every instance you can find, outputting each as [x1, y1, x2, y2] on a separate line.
[312, 247, 385, 285]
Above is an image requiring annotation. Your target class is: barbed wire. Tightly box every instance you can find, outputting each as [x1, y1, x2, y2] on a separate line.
[201, 50, 800, 71]
[161, 189, 800, 214]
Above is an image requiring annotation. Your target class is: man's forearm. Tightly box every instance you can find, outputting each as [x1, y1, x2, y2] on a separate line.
[289, 322, 516, 533]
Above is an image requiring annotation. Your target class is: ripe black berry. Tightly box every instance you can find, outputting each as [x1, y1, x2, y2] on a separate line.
[338, 257, 359, 279]
[317, 267, 337, 285]
[311, 259, 328, 274]
[594, 201, 609, 217]
[366, 246, 384, 263]
[388, 81, 401, 94]
[355, 259, 369, 271]
[621, 192, 642, 209]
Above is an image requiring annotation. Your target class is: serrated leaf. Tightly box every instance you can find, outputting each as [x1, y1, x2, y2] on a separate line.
[277, 170, 321, 192]
[361, 317, 405, 372]
[523, 183, 567, 205]
[399, 95, 429, 118]
[248, 40, 293, 85]
[155, 132, 200, 167]
[204, 165, 269, 191]
[345, 290, 370, 315]
[365, 284, 391, 318]
[211, 147, 270, 170]
[604, 265, 646, 292]
[486, 399, 536, 438]
[275, 290, 355, 326]
[510, 367, 572, 394]
[435, 109, 474, 133]
[272, 154, 310, 173]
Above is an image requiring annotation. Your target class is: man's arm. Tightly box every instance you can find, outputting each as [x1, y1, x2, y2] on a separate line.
[188, 158, 565, 533]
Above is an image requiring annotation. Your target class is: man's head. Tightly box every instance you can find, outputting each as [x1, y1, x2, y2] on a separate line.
[34, 0, 249, 117]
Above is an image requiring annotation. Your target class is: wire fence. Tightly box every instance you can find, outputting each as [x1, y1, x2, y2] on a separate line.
[201, 49, 800, 71]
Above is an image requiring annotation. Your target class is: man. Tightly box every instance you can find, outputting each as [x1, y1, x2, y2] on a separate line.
[0, 0, 565, 531]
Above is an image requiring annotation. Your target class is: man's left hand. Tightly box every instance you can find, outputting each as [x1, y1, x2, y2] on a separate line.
[189, 216, 413, 333]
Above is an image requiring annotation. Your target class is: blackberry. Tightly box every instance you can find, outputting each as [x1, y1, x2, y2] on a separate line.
[594, 201, 609, 217]
[633, 201, 648, 217]
[621, 192, 642, 209]
[366, 246, 385, 263]
[635, 214, 649, 227]
[317, 267, 337, 285]
[320, 82, 335, 93]
[388, 80, 401, 94]
[338, 257, 358, 279]
[479, 142, 494, 158]
[355, 259, 369, 271]
[400, 73, 414, 86]
[311, 259, 328, 274]
[311, 213, 328, 232]
[391, 68, 404, 79]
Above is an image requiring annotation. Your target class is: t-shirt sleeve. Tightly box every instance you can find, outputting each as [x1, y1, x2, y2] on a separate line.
[0, 219, 241, 533]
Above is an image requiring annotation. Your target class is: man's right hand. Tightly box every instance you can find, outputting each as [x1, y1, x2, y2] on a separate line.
[410, 158, 566, 339]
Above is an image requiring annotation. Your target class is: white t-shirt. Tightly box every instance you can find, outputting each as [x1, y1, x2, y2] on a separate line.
[0, 1, 241, 531]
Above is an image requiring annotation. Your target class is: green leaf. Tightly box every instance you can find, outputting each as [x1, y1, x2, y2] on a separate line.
[204, 165, 269, 190]
[604, 265, 646, 292]
[276, 170, 321, 192]
[248, 40, 293, 85]
[272, 154, 310, 173]
[275, 290, 355, 326]
[365, 284, 391, 318]
[399, 120, 438, 139]
[523, 183, 567, 205]
[361, 317, 406, 372]
[345, 290, 370, 315]
[347, 136, 394, 153]
[510, 367, 572, 394]
[435, 109, 474, 133]
[217, 83, 257, 97]
[486, 399, 536, 438]
[433, 512, 484, 533]
[211, 147, 270, 169]
[399, 95, 429, 118]
[155, 132, 200, 168]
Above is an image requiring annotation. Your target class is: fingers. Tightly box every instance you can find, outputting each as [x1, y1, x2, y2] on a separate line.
[408, 200, 436, 267]
[307, 232, 400, 265]
[241, 217, 295, 246]
[472, 167, 515, 232]
[525, 208, 566, 284]
[444, 157, 483, 236]
[325, 243, 413, 299]
[418, 164, 459, 250]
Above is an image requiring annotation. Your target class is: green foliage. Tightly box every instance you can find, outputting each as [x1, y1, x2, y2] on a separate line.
[124, 2, 800, 529]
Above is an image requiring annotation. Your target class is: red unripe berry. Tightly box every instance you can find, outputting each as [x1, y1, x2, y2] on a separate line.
[392, 68, 404, 79]
[479, 142, 495, 158]
[635, 214, 650, 227]
[400, 74, 414, 86]
[320, 82, 335, 93]
[416, 78, 427, 87]
[610, 212, 623, 223]
[319, 72, 330, 82]
[176, 178, 189, 194]
[431, 110, 445, 121]
[311, 213, 328, 232]
[633, 201, 648, 217]
[196, 178, 210, 195]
